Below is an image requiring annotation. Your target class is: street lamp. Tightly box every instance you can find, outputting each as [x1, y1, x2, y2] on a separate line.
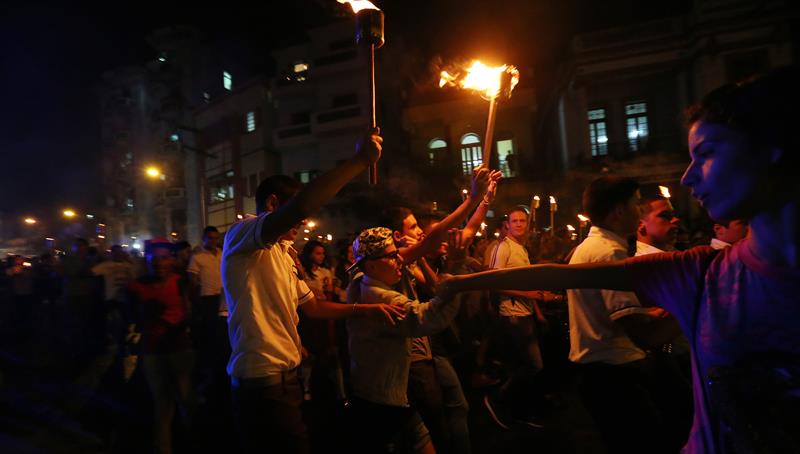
[63, 209, 76, 218]
[145, 166, 162, 179]
[24, 217, 37, 225]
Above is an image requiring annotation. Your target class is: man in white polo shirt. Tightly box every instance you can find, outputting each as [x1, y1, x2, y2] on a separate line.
[222, 129, 405, 454]
[568, 176, 681, 454]
[187, 225, 227, 406]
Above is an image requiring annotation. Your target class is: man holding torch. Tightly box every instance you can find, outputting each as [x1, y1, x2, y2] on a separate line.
[222, 129, 405, 454]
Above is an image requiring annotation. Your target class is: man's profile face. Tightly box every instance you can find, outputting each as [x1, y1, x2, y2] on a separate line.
[640, 199, 680, 248]
[400, 214, 424, 244]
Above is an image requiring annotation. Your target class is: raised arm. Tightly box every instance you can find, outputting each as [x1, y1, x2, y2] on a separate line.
[401, 167, 491, 263]
[261, 129, 381, 244]
[462, 172, 501, 241]
[441, 261, 633, 296]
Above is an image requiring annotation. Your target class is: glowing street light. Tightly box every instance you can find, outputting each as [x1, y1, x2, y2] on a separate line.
[24, 217, 37, 225]
[306, 220, 317, 229]
[145, 166, 162, 179]
[63, 209, 76, 218]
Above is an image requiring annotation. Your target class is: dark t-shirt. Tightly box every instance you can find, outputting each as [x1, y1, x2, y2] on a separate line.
[625, 241, 800, 453]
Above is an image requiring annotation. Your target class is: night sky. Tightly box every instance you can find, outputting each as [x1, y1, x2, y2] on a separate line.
[1, 0, 688, 220]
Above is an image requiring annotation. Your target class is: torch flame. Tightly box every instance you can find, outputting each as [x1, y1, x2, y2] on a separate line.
[549, 196, 557, 205]
[439, 61, 519, 99]
[659, 186, 671, 198]
[337, 0, 380, 13]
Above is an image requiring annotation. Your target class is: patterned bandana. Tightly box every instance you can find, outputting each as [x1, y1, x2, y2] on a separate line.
[350, 227, 395, 268]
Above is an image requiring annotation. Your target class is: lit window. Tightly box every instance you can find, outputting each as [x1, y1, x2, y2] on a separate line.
[296, 171, 318, 184]
[223, 71, 232, 91]
[246, 111, 256, 132]
[460, 133, 482, 174]
[588, 108, 608, 157]
[625, 102, 649, 152]
[496, 139, 516, 177]
[427, 138, 447, 166]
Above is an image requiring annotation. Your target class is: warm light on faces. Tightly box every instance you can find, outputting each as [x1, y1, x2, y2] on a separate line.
[364, 245, 403, 285]
[311, 246, 326, 266]
[640, 199, 680, 249]
[401, 214, 424, 242]
[505, 210, 528, 240]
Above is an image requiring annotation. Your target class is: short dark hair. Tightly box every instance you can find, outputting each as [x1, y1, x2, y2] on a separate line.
[203, 225, 219, 237]
[637, 196, 668, 218]
[300, 240, 327, 280]
[174, 240, 192, 252]
[506, 205, 529, 219]
[255, 175, 302, 214]
[379, 206, 414, 234]
[686, 66, 799, 166]
[583, 176, 640, 224]
[416, 213, 441, 232]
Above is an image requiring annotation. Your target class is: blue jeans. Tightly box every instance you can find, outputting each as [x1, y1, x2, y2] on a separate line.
[434, 355, 471, 454]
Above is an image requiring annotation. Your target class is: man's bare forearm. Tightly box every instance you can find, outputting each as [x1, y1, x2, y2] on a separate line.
[402, 196, 481, 264]
[262, 157, 370, 244]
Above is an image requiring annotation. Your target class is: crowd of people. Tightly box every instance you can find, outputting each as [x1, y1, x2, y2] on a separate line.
[1, 66, 798, 454]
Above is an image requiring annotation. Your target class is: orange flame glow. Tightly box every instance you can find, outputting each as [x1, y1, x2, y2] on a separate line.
[659, 186, 671, 198]
[337, 0, 380, 13]
[439, 61, 519, 99]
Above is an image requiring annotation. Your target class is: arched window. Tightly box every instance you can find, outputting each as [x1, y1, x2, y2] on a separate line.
[427, 138, 447, 166]
[460, 133, 482, 174]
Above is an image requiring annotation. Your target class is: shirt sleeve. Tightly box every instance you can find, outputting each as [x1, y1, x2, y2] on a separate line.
[623, 246, 717, 330]
[592, 246, 646, 320]
[222, 213, 272, 257]
[296, 276, 314, 306]
[373, 289, 460, 338]
[490, 241, 510, 270]
[186, 255, 200, 275]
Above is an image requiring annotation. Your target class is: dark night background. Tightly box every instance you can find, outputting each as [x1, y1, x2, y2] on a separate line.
[1, 0, 691, 217]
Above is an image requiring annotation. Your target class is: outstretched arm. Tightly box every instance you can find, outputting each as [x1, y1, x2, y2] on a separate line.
[301, 297, 407, 325]
[261, 129, 382, 245]
[441, 261, 633, 296]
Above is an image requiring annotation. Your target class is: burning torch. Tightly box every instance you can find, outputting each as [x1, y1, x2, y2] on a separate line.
[577, 213, 589, 242]
[440, 61, 519, 170]
[339, 0, 384, 185]
[528, 195, 540, 232]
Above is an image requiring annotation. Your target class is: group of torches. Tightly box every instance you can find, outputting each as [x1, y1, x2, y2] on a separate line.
[337, 1, 673, 242]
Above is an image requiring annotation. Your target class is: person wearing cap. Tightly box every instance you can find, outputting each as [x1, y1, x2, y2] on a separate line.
[345, 227, 463, 454]
[221, 129, 405, 454]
